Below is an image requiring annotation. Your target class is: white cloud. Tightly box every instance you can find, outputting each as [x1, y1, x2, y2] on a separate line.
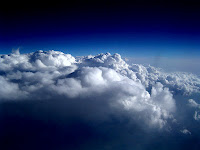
[0, 50, 200, 130]
[180, 129, 191, 135]
[79, 53, 200, 95]
[194, 111, 200, 121]
[188, 99, 200, 108]
[1, 50, 200, 150]
[0, 76, 26, 100]
[188, 99, 200, 121]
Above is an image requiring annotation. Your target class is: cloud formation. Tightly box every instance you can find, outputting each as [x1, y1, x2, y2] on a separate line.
[0, 50, 178, 127]
[188, 99, 200, 121]
[0, 50, 200, 149]
[180, 129, 191, 135]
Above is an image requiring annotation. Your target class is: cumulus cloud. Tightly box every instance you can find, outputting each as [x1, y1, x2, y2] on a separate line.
[0, 50, 178, 128]
[0, 50, 200, 149]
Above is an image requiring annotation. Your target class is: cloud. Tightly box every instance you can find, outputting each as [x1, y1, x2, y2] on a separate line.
[0, 50, 177, 128]
[188, 99, 200, 121]
[180, 129, 191, 135]
[0, 76, 25, 99]
[188, 99, 200, 108]
[0, 50, 200, 149]
[194, 111, 200, 121]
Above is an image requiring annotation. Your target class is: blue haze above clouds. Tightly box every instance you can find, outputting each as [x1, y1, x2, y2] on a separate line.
[0, 0, 200, 149]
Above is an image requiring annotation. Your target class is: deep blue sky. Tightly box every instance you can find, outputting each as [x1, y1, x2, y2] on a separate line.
[1, 0, 200, 58]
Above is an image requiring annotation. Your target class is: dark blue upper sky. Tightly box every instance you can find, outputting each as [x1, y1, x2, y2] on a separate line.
[1, 0, 200, 57]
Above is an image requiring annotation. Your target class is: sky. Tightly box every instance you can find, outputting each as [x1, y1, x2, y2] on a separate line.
[1, 0, 200, 58]
[1, 1, 200, 150]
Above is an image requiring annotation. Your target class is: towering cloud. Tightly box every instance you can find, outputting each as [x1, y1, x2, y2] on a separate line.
[0, 50, 200, 150]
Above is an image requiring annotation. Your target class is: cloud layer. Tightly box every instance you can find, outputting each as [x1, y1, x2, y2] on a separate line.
[0, 50, 200, 150]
